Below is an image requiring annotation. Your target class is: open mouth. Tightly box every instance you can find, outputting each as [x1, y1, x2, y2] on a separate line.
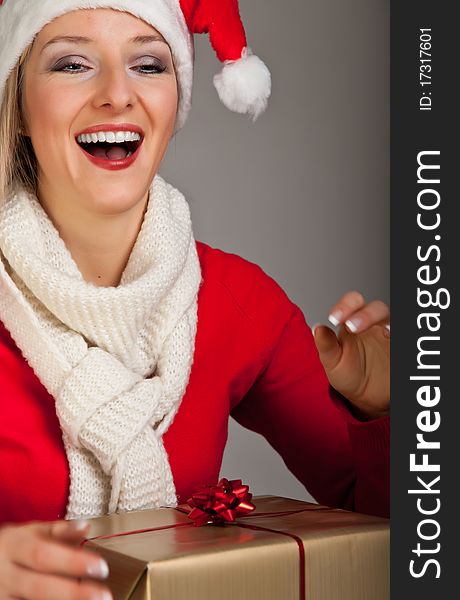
[76, 138, 143, 161]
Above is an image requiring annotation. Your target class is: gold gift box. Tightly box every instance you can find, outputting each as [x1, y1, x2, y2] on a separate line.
[83, 495, 389, 600]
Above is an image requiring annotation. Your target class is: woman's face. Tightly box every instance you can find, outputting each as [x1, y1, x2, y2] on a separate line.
[21, 9, 178, 214]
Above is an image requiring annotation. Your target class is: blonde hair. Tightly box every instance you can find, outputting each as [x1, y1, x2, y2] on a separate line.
[0, 44, 37, 203]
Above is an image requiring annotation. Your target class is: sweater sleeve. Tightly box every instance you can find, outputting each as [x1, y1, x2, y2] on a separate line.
[230, 304, 390, 518]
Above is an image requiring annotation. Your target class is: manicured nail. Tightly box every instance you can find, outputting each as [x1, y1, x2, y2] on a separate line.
[71, 519, 89, 531]
[311, 323, 321, 337]
[87, 559, 110, 580]
[328, 311, 342, 326]
[385, 324, 390, 332]
[345, 318, 361, 333]
[92, 591, 113, 600]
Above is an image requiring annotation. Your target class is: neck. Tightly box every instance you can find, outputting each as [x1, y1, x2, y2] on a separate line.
[37, 181, 149, 288]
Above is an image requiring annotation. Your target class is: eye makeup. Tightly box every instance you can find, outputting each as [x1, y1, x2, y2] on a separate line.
[48, 55, 170, 77]
[46, 46, 172, 75]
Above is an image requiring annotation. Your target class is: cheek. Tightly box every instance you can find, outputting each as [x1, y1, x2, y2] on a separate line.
[23, 79, 72, 145]
[23, 76, 80, 152]
[149, 82, 178, 132]
[24, 77, 50, 134]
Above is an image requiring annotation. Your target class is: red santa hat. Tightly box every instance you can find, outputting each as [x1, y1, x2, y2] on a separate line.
[0, 0, 271, 131]
[180, 0, 271, 121]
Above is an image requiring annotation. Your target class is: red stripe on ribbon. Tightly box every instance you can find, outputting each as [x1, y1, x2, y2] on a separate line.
[233, 521, 306, 600]
[80, 520, 193, 543]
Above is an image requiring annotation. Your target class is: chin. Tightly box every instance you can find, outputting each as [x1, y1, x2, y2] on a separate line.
[84, 186, 149, 215]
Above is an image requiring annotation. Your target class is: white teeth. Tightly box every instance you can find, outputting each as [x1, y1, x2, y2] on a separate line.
[76, 130, 142, 144]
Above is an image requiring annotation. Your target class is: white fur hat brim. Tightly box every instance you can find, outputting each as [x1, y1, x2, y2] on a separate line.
[0, 0, 194, 131]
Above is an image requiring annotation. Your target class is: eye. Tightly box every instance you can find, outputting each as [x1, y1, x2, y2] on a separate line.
[52, 58, 89, 73]
[50, 56, 168, 75]
[133, 57, 167, 75]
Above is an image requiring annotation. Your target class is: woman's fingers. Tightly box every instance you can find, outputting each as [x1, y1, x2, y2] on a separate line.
[312, 324, 342, 371]
[328, 292, 390, 335]
[7, 560, 112, 600]
[313, 291, 390, 418]
[48, 519, 91, 544]
[327, 290, 366, 326]
[8, 525, 109, 580]
[342, 300, 389, 334]
[0, 521, 113, 600]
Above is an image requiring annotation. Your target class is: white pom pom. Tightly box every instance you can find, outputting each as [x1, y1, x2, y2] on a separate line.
[213, 47, 271, 121]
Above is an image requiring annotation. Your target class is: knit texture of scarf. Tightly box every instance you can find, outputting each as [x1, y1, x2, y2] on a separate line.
[0, 174, 202, 519]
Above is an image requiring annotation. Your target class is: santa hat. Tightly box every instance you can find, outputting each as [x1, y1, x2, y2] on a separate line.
[0, 0, 271, 130]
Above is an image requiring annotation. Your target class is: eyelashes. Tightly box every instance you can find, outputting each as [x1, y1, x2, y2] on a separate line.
[51, 59, 86, 73]
[51, 58, 168, 75]
[136, 61, 168, 75]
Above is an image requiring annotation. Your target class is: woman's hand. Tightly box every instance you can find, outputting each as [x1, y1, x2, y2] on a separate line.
[312, 290, 390, 421]
[0, 519, 113, 600]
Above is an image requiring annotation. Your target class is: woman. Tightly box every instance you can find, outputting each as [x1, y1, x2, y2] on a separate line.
[0, 1, 390, 598]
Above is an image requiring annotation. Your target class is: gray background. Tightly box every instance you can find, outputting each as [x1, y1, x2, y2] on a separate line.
[160, 0, 389, 502]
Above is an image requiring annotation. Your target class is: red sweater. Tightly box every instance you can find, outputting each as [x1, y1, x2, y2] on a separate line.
[0, 241, 390, 524]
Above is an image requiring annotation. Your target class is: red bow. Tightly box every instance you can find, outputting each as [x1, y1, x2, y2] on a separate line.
[186, 478, 256, 527]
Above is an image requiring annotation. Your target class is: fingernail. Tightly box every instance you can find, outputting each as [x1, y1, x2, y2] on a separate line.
[87, 559, 110, 580]
[311, 323, 320, 337]
[71, 519, 89, 531]
[92, 591, 113, 600]
[345, 318, 361, 333]
[328, 311, 342, 326]
[385, 324, 390, 332]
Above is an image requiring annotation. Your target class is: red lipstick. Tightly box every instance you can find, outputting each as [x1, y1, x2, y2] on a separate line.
[75, 123, 144, 136]
[75, 123, 144, 171]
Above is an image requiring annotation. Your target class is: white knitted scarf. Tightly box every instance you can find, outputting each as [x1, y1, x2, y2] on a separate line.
[0, 174, 202, 519]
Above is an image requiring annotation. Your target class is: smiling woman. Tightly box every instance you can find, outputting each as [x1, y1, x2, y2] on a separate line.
[0, 13, 179, 270]
[20, 11, 178, 280]
[0, 2, 389, 599]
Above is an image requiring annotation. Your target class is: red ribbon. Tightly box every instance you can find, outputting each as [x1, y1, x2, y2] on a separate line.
[186, 477, 256, 526]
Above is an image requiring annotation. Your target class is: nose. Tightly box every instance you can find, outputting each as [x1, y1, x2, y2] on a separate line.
[92, 65, 136, 113]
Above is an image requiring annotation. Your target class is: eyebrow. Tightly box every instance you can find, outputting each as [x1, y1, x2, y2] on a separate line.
[40, 34, 167, 54]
